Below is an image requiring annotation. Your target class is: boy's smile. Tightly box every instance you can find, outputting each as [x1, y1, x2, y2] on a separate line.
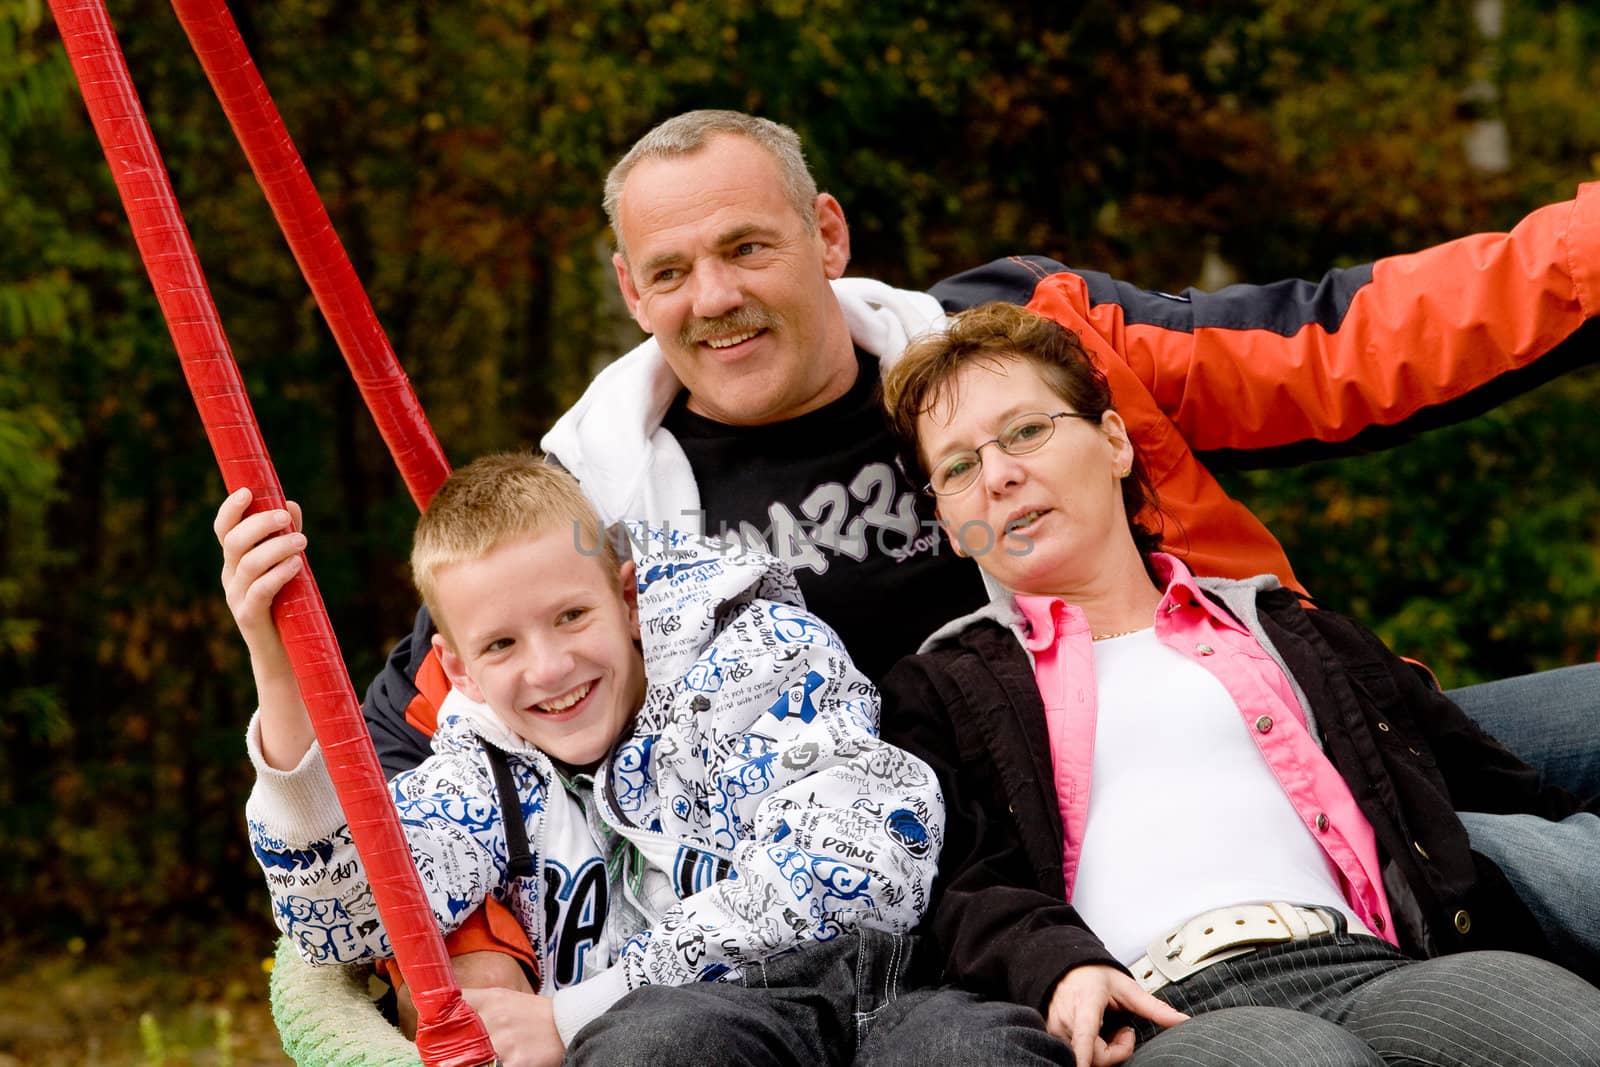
[531, 680, 595, 714]
[431, 527, 646, 770]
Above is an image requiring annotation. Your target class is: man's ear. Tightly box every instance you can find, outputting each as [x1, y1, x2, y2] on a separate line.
[432, 631, 484, 703]
[815, 193, 851, 280]
[613, 252, 650, 332]
[617, 559, 641, 640]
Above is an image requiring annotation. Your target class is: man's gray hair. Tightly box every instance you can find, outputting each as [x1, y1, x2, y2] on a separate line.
[604, 110, 819, 258]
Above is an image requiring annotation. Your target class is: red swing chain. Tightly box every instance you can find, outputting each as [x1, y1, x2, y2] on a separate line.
[46, 3, 494, 1065]
[162, 0, 452, 512]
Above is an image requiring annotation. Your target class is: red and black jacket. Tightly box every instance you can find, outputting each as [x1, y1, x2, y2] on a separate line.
[932, 185, 1600, 590]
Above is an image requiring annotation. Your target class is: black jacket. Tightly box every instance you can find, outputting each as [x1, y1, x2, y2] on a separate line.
[880, 585, 1598, 1013]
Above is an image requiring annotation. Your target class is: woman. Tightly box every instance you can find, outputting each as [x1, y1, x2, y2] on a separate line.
[878, 302, 1600, 1067]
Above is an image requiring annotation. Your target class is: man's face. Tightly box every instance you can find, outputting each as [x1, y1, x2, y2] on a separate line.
[432, 528, 646, 770]
[612, 134, 855, 426]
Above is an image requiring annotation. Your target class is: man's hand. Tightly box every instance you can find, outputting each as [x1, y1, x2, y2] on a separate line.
[461, 987, 564, 1067]
[1046, 964, 1189, 1067]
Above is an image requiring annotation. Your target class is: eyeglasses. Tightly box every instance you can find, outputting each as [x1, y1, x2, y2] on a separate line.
[924, 411, 1100, 496]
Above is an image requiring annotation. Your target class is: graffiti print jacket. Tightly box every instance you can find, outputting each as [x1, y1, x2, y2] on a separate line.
[248, 524, 944, 1042]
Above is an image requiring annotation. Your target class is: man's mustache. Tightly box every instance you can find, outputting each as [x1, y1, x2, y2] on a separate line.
[680, 305, 778, 347]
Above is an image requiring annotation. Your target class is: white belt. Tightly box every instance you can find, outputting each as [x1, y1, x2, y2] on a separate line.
[1129, 902, 1340, 995]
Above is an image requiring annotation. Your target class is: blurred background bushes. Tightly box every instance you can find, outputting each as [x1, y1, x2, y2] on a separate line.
[1, 0, 1596, 954]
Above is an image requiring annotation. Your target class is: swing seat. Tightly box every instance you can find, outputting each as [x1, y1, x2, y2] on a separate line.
[269, 936, 421, 1067]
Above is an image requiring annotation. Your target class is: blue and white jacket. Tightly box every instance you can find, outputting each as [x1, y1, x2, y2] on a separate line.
[247, 523, 945, 1041]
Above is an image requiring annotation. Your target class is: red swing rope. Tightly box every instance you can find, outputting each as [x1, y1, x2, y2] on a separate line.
[47, 3, 494, 1065]
[164, 0, 451, 513]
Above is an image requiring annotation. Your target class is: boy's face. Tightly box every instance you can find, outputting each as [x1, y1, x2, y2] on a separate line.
[432, 526, 646, 770]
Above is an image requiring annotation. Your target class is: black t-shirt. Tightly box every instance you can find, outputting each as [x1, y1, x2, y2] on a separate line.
[661, 351, 989, 682]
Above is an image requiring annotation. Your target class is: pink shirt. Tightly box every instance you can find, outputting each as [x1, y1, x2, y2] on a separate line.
[1014, 554, 1397, 944]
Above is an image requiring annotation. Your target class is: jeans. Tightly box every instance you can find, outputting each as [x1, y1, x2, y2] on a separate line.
[564, 928, 1072, 1067]
[1446, 661, 1600, 795]
[1460, 810, 1600, 961]
[1132, 935, 1600, 1066]
[1445, 661, 1600, 969]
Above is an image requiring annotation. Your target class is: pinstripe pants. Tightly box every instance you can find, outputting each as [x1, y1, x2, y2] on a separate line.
[1131, 935, 1600, 1066]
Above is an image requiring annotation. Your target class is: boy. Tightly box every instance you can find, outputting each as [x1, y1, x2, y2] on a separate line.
[218, 454, 945, 1060]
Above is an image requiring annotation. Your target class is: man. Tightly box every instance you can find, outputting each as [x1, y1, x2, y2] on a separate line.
[352, 111, 1597, 1031]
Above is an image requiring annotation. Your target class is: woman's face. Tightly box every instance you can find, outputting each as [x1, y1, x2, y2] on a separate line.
[918, 356, 1136, 596]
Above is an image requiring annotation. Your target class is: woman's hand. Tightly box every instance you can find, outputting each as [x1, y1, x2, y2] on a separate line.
[1046, 964, 1189, 1066]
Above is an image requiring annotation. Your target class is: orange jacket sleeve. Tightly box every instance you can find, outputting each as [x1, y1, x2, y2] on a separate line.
[935, 183, 1600, 466]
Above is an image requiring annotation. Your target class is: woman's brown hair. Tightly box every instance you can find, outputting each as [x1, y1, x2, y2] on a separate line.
[883, 301, 1163, 557]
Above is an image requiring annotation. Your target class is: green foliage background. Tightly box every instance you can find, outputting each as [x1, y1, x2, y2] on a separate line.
[2, 0, 1596, 954]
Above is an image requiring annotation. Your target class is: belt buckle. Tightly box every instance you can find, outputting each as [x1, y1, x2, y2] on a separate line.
[1140, 903, 1319, 990]
[1142, 937, 1256, 989]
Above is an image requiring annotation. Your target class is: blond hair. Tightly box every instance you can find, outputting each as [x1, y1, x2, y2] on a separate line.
[604, 110, 818, 259]
[883, 302, 1163, 557]
[411, 453, 618, 636]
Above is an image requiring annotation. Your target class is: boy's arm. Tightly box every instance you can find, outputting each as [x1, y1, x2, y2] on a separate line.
[215, 488, 313, 769]
[246, 732, 523, 967]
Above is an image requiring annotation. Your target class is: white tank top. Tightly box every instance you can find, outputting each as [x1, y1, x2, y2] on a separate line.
[1068, 629, 1369, 965]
